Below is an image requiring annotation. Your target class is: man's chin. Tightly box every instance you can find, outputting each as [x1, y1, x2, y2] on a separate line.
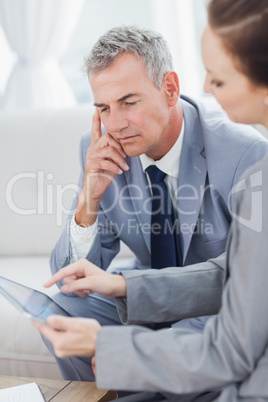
[121, 145, 143, 158]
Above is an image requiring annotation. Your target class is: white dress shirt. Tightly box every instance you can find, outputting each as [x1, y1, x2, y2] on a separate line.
[70, 121, 184, 261]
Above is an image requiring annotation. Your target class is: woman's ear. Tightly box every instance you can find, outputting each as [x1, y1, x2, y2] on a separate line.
[264, 89, 268, 107]
[162, 71, 180, 106]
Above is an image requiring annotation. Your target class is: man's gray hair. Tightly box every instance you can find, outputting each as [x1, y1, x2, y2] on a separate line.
[84, 25, 173, 89]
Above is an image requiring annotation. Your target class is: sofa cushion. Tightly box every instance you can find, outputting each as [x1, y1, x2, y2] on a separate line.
[0, 107, 93, 255]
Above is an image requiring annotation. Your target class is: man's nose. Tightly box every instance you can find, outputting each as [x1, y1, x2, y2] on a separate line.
[106, 111, 128, 134]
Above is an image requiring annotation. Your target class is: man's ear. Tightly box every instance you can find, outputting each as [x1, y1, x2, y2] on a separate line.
[162, 71, 180, 106]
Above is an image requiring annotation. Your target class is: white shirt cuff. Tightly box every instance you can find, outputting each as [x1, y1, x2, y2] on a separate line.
[69, 215, 98, 261]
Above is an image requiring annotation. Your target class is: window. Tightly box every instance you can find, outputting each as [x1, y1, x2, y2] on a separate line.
[0, 0, 208, 110]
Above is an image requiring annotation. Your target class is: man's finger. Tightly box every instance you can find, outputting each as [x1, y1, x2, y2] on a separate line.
[91, 109, 102, 144]
[97, 134, 127, 158]
[97, 146, 129, 171]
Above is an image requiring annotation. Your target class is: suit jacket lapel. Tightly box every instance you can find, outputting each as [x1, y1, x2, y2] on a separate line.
[178, 99, 208, 263]
[125, 156, 151, 252]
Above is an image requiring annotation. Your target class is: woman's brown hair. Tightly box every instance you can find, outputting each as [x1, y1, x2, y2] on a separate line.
[207, 0, 268, 87]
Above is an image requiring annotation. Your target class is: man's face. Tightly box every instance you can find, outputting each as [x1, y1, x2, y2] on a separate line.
[90, 53, 172, 160]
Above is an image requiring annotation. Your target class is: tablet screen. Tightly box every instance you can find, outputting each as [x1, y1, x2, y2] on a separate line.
[0, 276, 70, 322]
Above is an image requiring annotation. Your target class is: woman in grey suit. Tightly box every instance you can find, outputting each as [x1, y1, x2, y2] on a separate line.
[35, 0, 268, 400]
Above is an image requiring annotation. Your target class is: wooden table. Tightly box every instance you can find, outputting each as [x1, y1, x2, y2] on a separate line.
[0, 375, 117, 401]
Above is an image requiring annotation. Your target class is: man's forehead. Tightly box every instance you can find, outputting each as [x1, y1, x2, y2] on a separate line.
[90, 61, 153, 105]
[90, 53, 149, 86]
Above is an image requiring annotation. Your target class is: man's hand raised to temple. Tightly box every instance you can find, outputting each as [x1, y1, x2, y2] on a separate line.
[44, 258, 127, 298]
[75, 109, 129, 227]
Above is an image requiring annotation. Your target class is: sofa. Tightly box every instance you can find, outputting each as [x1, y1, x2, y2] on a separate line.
[0, 106, 132, 379]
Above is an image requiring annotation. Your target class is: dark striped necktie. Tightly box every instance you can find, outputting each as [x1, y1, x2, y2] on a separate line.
[146, 165, 181, 269]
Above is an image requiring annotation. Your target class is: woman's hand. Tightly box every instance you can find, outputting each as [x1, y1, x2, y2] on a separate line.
[44, 258, 127, 298]
[33, 315, 101, 358]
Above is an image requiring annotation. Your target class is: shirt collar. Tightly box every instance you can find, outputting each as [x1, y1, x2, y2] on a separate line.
[139, 119, 184, 179]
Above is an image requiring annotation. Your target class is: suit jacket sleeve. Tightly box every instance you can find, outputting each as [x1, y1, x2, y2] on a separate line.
[96, 160, 268, 396]
[115, 253, 226, 324]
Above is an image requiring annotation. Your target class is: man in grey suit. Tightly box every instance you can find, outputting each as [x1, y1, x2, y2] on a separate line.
[45, 25, 268, 381]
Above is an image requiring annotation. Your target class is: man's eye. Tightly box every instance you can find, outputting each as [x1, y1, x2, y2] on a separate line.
[125, 101, 138, 106]
[100, 107, 108, 113]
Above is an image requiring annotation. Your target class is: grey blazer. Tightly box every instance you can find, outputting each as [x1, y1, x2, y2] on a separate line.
[96, 157, 268, 401]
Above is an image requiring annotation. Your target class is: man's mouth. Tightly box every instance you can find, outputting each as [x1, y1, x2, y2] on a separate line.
[118, 135, 139, 143]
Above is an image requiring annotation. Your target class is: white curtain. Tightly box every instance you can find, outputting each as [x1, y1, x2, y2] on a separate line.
[0, 0, 84, 109]
[151, 0, 205, 99]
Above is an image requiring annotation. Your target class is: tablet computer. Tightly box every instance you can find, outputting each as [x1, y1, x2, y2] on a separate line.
[0, 276, 71, 323]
